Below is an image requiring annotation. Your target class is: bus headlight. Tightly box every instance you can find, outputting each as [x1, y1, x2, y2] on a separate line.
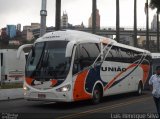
[23, 84, 30, 91]
[56, 84, 71, 92]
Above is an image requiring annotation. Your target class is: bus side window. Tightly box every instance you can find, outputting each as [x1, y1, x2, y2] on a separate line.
[114, 47, 123, 62]
[79, 43, 100, 69]
[119, 47, 126, 62]
[103, 44, 113, 61]
[109, 46, 122, 62]
[104, 51, 113, 61]
[120, 48, 131, 63]
[135, 51, 143, 61]
[73, 45, 80, 75]
[73, 43, 100, 75]
[73, 44, 91, 74]
[104, 45, 121, 62]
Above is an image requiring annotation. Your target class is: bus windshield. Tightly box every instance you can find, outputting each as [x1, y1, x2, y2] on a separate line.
[26, 41, 71, 81]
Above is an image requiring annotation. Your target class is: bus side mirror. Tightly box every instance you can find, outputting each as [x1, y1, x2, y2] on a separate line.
[17, 44, 33, 59]
[93, 61, 102, 68]
[65, 41, 76, 57]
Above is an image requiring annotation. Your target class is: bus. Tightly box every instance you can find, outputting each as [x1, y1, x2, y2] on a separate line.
[17, 30, 151, 104]
[0, 49, 25, 84]
[151, 53, 160, 75]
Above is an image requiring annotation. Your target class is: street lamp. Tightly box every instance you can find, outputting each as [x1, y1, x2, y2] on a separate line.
[145, 0, 149, 50]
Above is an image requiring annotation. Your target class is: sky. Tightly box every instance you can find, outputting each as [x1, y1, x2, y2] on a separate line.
[0, 0, 157, 29]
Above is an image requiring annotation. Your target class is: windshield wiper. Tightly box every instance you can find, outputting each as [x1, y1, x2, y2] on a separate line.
[30, 43, 46, 77]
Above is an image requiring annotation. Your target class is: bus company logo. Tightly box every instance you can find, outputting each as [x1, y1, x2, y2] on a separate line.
[44, 35, 60, 39]
[101, 66, 127, 72]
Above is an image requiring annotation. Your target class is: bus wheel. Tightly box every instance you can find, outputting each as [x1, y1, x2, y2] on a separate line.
[92, 86, 101, 104]
[136, 82, 143, 95]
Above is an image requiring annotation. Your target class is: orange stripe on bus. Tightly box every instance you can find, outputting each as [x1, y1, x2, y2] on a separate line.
[104, 63, 137, 90]
[140, 64, 150, 84]
[25, 77, 33, 85]
[73, 70, 92, 101]
[50, 80, 58, 87]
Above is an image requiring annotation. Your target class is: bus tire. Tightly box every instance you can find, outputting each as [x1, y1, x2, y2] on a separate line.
[92, 85, 102, 104]
[136, 82, 143, 96]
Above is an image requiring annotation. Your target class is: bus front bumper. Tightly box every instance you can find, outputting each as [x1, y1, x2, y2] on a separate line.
[24, 91, 72, 102]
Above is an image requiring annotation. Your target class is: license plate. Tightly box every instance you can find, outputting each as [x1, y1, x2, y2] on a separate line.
[38, 94, 46, 99]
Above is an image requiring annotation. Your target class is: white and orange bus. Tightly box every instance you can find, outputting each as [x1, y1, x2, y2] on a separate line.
[17, 30, 151, 104]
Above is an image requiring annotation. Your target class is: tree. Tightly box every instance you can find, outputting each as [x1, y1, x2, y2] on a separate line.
[150, 0, 160, 51]
[150, 0, 160, 13]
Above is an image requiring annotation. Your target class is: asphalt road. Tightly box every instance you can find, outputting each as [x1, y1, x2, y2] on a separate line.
[0, 91, 158, 119]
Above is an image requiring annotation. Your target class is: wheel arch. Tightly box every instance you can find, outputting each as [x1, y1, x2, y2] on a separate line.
[92, 81, 104, 97]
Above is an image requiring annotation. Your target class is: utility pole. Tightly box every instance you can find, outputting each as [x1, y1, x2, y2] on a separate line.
[116, 0, 120, 42]
[157, 11, 159, 52]
[0, 53, 1, 86]
[55, 0, 61, 31]
[92, 0, 97, 34]
[40, 0, 47, 37]
[134, 0, 137, 47]
[146, 0, 149, 50]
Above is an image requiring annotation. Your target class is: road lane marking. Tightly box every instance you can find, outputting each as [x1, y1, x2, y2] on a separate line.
[56, 96, 151, 119]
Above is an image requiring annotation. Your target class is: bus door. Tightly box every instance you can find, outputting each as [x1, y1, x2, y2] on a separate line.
[72, 43, 101, 101]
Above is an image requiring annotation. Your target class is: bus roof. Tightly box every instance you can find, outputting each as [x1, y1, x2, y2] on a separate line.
[36, 30, 116, 44]
[115, 42, 150, 54]
[35, 30, 150, 54]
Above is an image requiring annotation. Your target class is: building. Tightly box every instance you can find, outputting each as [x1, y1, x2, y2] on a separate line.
[31, 23, 41, 29]
[61, 12, 68, 29]
[23, 23, 40, 31]
[6, 25, 16, 38]
[138, 36, 146, 47]
[88, 9, 100, 29]
[9, 40, 21, 45]
[138, 36, 158, 51]
[119, 35, 134, 46]
[22, 23, 40, 41]
[74, 22, 85, 29]
[17, 24, 21, 31]
[151, 14, 160, 31]
[1, 28, 7, 38]
[22, 30, 34, 41]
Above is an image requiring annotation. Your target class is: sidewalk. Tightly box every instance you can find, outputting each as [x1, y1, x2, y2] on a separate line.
[0, 88, 23, 101]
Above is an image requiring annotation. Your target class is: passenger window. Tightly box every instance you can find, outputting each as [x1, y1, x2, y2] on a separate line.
[105, 45, 122, 62]
[120, 48, 131, 63]
[135, 52, 143, 61]
[73, 43, 100, 74]
[103, 44, 113, 61]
